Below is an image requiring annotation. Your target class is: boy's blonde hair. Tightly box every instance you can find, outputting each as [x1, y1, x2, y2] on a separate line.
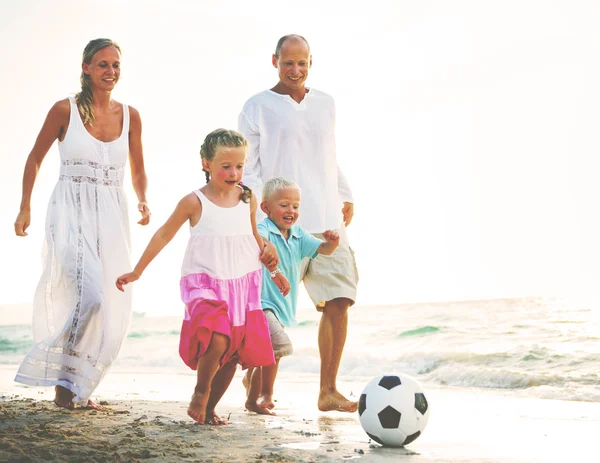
[262, 177, 301, 202]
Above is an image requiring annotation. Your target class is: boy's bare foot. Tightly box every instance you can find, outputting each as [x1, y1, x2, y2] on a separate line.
[205, 410, 228, 425]
[257, 394, 275, 410]
[187, 392, 209, 424]
[245, 398, 275, 416]
[53, 386, 75, 409]
[318, 390, 358, 412]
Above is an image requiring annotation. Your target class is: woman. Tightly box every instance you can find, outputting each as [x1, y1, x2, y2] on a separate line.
[13, 38, 150, 409]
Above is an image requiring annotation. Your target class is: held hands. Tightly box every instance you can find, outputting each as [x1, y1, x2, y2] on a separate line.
[322, 229, 340, 247]
[14, 208, 31, 236]
[271, 272, 291, 296]
[138, 202, 151, 226]
[341, 202, 354, 227]
[116, 271, 141, 292]
[260, 240, 280, 271]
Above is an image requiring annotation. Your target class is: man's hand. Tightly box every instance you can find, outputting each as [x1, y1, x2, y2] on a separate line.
[342, 202, 354, 227]
[260, 240, 280, 271]
[272, 273, 290, 296]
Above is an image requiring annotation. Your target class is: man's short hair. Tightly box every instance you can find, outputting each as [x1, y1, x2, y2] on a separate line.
[274, 34, 311, 58]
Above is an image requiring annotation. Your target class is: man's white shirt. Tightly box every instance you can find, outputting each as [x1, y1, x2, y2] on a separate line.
[239, 88, 353, 233]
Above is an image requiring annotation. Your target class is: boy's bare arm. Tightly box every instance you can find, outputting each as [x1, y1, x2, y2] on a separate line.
[317, 230, 340, 256]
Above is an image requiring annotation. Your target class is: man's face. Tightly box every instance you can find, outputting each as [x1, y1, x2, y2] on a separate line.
[272, 39, 312, 91]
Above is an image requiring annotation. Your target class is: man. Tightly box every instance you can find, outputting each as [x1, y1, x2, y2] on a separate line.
[239, 34, 358, 412]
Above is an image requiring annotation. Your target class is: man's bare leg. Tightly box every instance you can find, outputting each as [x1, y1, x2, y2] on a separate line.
[317, 297, 357, 412]
[205, 358, 238, 424]
[188, 333, 228, 424]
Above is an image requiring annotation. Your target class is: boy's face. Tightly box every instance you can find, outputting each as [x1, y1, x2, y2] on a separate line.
[261, 188, 301, 232]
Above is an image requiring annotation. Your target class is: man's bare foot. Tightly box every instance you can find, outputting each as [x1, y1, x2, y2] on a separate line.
[53, 386, 74, 409]
[318, 390, 358, 412]
[245, 398, 275, 416]
[257, 394, 275, 410]
[205, 410, 228, 425]
[85, 399, 106, 410]
[187, 392, 209, 424]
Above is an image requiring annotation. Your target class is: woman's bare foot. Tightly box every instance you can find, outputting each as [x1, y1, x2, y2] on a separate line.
[85, 399, 106, 410]
[257, 394, 275, 410]
[318, 390, 358, 412]
[205, 410, 228, 425]
[187, 392, 209, 424]
[53, 386, 75, 409]
[245, 398, 275, 416]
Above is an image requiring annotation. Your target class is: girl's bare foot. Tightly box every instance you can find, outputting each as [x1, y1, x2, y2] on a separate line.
[187, 392, 209, 424]
[257, 394, 275, 410]
[53, 386, 75, 409]
[245, 398, 275, 416]
[318, 390, 358, 412]
[205, 410, 228, 425]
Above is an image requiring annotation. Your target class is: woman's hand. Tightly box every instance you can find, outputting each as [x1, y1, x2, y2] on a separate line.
[14, 208, 31, 236]
[116, 271, 140, 292]
[138, 202, 151, 226]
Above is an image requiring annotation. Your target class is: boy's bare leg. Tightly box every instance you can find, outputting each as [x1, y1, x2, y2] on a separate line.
[317, 298, 358, 412]
[188, 333, 228, 424]
[242, 367, 253, 396]
[205, 358, 238, 425]
[258, 359, 279, 409]
[245, 366, 275, 415]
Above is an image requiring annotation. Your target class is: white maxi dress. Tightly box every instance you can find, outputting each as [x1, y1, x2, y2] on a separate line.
[15, 97, 133, 404]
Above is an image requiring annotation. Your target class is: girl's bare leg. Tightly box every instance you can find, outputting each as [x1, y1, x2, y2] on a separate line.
[188, 333, 229, 424]
[205, 358, 238, 425]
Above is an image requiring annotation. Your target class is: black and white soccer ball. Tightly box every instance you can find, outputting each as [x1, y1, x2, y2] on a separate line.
[358, 373, 430, 447]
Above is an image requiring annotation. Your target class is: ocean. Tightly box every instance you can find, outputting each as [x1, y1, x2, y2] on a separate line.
[1, 297, 599, 403]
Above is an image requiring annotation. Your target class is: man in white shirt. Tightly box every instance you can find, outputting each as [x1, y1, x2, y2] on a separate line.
[239, 34, 358, 413]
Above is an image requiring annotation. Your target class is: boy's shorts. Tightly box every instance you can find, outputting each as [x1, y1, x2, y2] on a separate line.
[265, 310, 293, 358]
[300, 226, 358, 310]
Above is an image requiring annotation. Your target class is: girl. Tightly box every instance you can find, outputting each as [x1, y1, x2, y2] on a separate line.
[14, 38, 150, 410]
[116, 129, 289, 425]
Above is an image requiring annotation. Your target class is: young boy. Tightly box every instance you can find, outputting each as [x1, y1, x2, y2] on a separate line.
[243, 177, 340, 415]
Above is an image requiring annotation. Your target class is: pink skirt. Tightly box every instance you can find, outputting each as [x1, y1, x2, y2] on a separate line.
[179, 270, 275, 370]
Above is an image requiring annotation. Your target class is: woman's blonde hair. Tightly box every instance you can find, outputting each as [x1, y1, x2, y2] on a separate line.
[76, 38, 122, 126]
[200, 128, 252, 203]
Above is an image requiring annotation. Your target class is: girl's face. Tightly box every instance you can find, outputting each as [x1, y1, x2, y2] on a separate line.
[203, 146, 247, 189]
[82, 46, 121, 91]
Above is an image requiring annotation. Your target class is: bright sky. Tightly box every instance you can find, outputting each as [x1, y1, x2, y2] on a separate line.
[1, 0, 599, 315]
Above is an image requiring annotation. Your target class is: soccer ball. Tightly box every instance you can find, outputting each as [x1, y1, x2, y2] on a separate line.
[358, 373, 430, 447]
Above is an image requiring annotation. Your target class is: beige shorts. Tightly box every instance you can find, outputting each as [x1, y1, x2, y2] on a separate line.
[265, 310, 293, 358]
[300, 226, 358, 310]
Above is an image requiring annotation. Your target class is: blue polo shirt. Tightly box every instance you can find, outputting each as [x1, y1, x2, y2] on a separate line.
[258, 218, 322, 327]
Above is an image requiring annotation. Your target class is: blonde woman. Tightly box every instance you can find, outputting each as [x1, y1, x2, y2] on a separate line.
[13, 38, 150, 409]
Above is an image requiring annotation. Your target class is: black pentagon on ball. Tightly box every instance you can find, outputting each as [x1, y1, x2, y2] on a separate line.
[358, 393, 367, 416]
[378, 405, 401, 428]
[366, 432, 384, 445]
[378, 375, 402, 390]
[414, 392, 428, 415]
[403, 430, 421, 446]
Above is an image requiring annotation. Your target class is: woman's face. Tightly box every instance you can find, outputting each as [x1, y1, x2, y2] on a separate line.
[82, 46, 121, 91]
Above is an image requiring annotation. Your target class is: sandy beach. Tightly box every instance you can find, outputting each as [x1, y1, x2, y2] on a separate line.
[1, 366, 599, 463]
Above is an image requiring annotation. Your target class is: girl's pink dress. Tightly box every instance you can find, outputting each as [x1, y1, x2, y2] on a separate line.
[179, 189, 274, 369]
